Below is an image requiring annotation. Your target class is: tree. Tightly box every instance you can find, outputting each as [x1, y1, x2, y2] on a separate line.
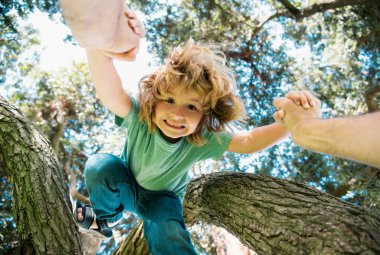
[1, 0, 60, 85]
[0, 96, 82, 254]
[0, 61, 125, 254]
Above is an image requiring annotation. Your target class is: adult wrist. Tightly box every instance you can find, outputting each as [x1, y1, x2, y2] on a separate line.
[289, 118, 318, 149]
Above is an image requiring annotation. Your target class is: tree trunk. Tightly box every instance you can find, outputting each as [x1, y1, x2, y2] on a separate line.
[0, 96, 82, 254]
[116, 172, 380, 255]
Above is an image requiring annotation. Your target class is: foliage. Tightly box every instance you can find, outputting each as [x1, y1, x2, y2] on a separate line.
[0, 0, 60, 84]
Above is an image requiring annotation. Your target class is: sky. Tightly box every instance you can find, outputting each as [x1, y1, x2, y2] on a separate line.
[28, 10, 156, 95]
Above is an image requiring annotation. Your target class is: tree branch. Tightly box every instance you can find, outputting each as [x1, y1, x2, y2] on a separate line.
[277, 0, 301, 17]
[116, 172, 380, 254]
[184, 172, 380, 254]
[278, 0, 373, 19]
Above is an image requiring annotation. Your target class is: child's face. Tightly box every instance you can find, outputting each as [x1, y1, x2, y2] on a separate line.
[154, 86, 204, 142]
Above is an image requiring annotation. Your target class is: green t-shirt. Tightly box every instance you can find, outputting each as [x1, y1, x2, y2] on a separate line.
[115, 97, 232, 200]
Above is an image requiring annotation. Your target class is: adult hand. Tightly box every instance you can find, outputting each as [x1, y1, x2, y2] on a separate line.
[60, 0, 145, 61]
[273, 96, 322, 131]
[103, 9, 146, 61]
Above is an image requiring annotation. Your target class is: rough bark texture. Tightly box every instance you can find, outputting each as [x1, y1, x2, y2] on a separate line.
[117, 172, 380, 255]
[184, 172, 380, 254]
[113, 221, 149, 255]
[0, 96, 82, 254]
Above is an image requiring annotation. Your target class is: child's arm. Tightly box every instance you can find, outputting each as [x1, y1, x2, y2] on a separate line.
[227, 91, 314, 154]
[227, 123, 289, 154]
[86, 50, 132, 117]
[85, 11, 145, 117]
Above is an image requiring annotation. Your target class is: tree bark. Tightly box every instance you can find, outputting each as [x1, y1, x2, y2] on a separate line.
[113, 221, 149, 255]
[0, 96, 82, 254]
[184, 172, 380, 254]
[116, 172, 380, 255]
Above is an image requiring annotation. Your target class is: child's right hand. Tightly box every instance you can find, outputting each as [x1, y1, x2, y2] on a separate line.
[285, 91, 315, 109]
[102, 9, 145, 61]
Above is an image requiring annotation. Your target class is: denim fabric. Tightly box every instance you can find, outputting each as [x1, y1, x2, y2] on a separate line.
[84, 153, 198, 255]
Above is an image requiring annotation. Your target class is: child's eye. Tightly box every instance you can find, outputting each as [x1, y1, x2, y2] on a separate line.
[166, 98, 175, 104]
[186, 104, 197, 111]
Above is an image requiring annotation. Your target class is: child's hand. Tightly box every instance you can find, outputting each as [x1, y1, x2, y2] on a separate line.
[285, 91, 315, 109]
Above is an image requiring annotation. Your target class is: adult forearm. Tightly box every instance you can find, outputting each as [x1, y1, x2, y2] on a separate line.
[60, 0, 136, 51]
[291, 113, 380, 168]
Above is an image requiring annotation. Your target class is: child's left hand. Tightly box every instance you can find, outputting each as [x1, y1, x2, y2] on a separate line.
[285, 91, 315, 109]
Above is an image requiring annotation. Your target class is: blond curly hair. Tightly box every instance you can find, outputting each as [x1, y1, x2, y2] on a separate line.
[138, 40, 246, 146]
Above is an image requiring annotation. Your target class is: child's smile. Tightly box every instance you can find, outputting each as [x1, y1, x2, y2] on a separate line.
[154, 87, 204, 142]
[164, 119, 186, 129]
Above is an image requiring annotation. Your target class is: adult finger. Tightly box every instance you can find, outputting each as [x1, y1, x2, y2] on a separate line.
[304, 91, 315, 107]
[285, 91, 301, 106]
[128, 19, 146, 37]
[124, 9, 137, 19]
[298, 92, 310, 109]
[273, 97, 290, 110]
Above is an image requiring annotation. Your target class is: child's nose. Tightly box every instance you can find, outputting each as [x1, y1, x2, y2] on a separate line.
[170, 112, 184, 120]
[170, 107, 185, 119]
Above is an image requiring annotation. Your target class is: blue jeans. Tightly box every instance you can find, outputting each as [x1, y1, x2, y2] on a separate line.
[84, 153, 198, 255]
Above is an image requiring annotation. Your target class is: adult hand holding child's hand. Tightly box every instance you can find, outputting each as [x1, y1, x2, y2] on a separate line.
[103, 9, 146, 61]
[273, 91, 322, 131]
[60, 0, 145, 61]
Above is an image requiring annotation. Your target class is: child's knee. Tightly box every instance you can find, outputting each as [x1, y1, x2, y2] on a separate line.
[84, 153, 118, 183]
